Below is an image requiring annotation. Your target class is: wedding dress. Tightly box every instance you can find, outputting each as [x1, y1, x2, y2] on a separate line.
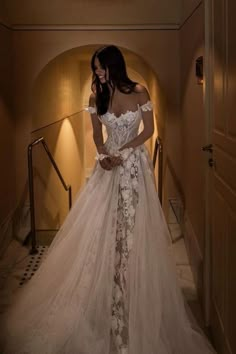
[1, 101, 216, 354]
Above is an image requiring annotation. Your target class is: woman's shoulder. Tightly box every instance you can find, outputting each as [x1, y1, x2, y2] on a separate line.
[134, 84, 147, 94]
[134, 84, 150, 105]
[89, 92, 96, 106]
[89, 82, 97, 103]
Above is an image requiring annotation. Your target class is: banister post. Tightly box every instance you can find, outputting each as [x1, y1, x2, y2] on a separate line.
[28, 144, 38, 254]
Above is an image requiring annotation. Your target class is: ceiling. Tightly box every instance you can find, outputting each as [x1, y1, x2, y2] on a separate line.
[1, 0, 202, 27]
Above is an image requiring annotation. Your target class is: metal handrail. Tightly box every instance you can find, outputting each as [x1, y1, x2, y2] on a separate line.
[28, 137, 72, 254]
[31, 109, 84, 134]
[153, 136, 163, 204]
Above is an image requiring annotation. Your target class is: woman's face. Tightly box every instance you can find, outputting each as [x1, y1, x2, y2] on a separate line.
[94, 57, 108, 84]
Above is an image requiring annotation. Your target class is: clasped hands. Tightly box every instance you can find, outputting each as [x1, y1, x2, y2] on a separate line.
[99, 154, 122, 170]
[96, 147, 133, 171]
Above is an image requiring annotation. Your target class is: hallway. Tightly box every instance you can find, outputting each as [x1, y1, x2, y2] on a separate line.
[0, 0, 236, 353]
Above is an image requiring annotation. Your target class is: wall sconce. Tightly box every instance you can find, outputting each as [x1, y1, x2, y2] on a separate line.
[195, 56, 203, 85]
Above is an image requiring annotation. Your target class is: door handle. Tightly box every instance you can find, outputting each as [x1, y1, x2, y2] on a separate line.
[208, 157, 216, 168]
[202, 144, 216, 168]
[202, 144, 213, 153]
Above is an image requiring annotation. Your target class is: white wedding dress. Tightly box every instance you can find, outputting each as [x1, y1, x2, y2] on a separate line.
[1, 101, 216, 354]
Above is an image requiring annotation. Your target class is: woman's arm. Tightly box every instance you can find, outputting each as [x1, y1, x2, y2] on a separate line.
[120, 85, 154, 151]
[89, 93, 118, 170]
[89, 93, 107, 155]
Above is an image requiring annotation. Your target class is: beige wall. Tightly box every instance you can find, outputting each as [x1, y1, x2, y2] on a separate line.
[3, 0, 204, 28]
[0, 24, 15, 252]
[0, 25, 15, 222]
[32, 53, 85, 229]
[3, 0, 182, 26]
[0, 3, 9, 24]
[180, 3, 205, 296]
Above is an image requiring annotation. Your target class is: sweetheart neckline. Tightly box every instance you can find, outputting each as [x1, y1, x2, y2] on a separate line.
[86, 101, 152, 118]
[102, 108, 140, 119]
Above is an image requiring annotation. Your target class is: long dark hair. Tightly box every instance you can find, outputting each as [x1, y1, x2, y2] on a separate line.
[91, 45, 137, 115]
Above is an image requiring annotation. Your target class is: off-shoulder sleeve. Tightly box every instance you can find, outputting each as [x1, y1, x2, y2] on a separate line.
[139, 101, 153, 112]
[85, 106, 97, 114]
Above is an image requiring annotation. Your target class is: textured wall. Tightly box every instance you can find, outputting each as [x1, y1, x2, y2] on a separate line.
[180, 3, 205, 296]
[0, 25, 14, 223]
[0, 24, 15, 253]
[2, 0, 182, 26]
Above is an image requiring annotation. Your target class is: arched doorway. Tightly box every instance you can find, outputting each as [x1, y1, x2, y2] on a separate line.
[31, 45, 166, 231]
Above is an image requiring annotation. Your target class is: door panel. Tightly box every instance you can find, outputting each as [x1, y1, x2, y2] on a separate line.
[213, 0, 225, 133]
[215, 147, 236, 191]
[227, 211, 236, 352]
[212, 191, 226, 324]
[210, 0, 236, 353]
[227, 1, 236, 137]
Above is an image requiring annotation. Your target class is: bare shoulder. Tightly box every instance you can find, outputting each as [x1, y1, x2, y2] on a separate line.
[134, 84, 147, 94]
[134, 84, 150, 105]
[89, 92, 96, 106]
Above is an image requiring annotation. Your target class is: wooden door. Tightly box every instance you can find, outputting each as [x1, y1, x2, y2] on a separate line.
[206, 0, 236, 353]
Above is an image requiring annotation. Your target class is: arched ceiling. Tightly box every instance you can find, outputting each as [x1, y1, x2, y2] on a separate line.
[1, 0, 202, 27]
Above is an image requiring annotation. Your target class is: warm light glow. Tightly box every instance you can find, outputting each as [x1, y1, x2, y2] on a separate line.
[56, 118, 82, 167]
[59, 77, 74, 114]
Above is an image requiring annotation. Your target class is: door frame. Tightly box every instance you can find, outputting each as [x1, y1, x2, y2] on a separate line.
[203, 0, 214, 326]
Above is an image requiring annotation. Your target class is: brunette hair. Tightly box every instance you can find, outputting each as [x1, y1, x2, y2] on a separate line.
[91, 45, 137, 115]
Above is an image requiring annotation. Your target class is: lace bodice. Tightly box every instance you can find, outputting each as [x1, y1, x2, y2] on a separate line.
[86, 101, 153, 154]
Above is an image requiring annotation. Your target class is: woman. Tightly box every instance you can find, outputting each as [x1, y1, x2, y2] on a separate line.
[2, 45, 216, 354]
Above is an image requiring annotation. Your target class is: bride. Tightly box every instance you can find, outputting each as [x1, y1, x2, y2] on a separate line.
[1, 45, 216, 354]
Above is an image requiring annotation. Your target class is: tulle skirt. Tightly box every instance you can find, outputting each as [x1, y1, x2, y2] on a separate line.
[1, 146, 216, 353]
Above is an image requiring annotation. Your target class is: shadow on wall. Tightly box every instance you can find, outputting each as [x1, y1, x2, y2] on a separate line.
[30, 44, 167, 231]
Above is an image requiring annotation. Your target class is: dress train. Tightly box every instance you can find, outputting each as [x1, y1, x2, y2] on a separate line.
[1, 103, 216, 354]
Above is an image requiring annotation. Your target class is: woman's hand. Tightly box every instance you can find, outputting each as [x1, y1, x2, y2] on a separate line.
[99, 157, 113, 170]
[110, 155, 123, 167]
[99, 155, 122, 170]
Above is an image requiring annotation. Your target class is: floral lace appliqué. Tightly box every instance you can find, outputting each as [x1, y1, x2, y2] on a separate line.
[111, 150, 139, 353]
[85, 106, 96, 114]
[140, 100, 153, 112]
